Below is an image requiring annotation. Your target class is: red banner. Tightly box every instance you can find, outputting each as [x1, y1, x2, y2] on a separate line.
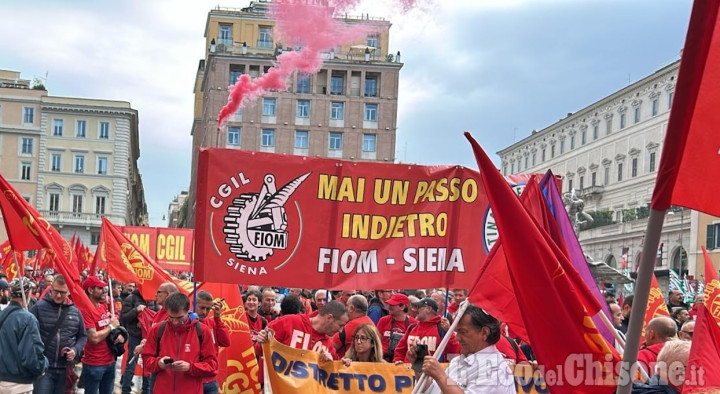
[195, 149, 537, 288]
[120, 226, 194, 271]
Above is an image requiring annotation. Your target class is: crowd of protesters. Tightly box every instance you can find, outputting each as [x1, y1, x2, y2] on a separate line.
[0, 267, 704, 393]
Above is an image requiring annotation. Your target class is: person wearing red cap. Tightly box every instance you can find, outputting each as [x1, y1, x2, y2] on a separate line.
[376, 293, 417, 362]
[81, 276, 124, 394]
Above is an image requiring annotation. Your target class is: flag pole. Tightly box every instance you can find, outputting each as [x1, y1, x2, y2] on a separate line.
[617, 208, 666, 393]
[11, 249, 28, 310]
[108, 277, 115, 316]
[411, 300, 469, 394]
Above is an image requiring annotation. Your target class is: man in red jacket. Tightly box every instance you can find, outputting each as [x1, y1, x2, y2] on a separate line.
[637, 316, 677, 378]
[143, 293, 218, 394]
[195, 290, 230, 394]
[258, 300, 349, 360]
[393, 298, 461, 363]
[376, 293, 417, 362]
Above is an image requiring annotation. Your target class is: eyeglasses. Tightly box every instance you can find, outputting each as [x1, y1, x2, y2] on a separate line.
[51, 289, 68, 296]
[353, 335, 371, 343]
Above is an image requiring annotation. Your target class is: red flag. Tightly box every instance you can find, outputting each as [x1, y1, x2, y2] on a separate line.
[651, 0, 720, 216]
[196, 283, 261, 394]
[642, 274, 670, 342]
[0, 173, 94, 314]
[466, 133, 618, 393]
[683, 304, 720, 392]
[702, 246, 720, 324]
[96, 218, 192, 300]
[1, 241, 22, 281]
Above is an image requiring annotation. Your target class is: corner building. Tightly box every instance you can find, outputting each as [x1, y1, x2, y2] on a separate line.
[184, 1, 403, 227]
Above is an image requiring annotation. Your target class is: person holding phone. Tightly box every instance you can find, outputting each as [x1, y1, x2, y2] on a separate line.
[194, 291, 230, 394]
[142, 293, 218, 394]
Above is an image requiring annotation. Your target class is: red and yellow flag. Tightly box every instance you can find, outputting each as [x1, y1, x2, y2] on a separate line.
[196, 282, 261, 394]
[641, 274, 670, 342]
[0, 173, 93, 314]
[702, 246, 720, 325]
[96, 218, 192, 300]
[0, 240, 22, 281]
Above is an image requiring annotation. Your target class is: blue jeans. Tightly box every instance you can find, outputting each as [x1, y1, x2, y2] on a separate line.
[33, 367, 66, 394]
[121, 335, 148, 394]
[82, 362, 115, 394]
[203, 381, 219, 394]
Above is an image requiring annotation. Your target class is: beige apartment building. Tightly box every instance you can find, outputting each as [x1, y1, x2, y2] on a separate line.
[0, 69, 148, 249]
[182, 1, 403, 227]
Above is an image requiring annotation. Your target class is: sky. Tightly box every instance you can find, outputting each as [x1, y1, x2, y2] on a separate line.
[0, 0, 693, 227]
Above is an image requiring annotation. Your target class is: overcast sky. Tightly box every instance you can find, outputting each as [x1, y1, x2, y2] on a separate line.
[0, 0, 692, 226]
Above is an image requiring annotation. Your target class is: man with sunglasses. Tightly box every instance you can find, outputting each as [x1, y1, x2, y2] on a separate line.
[30, 275, 87, 394]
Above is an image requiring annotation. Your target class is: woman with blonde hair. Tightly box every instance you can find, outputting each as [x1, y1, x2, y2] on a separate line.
[342, 324, 385, 365]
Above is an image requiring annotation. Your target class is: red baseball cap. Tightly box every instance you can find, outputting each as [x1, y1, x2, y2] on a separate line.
[386, 293, 410, 306]
[82, 276, 108, 290]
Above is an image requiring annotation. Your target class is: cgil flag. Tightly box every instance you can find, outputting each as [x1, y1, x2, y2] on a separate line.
[641, 274, 670, 342]
[650, 0, 720, 216]
[466, 133, 619, 393]
[702, 246, 720, 325]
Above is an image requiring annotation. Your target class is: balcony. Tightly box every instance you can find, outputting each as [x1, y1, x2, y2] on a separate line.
[39, 210, 122, 227]
[579, 186, 604, 197]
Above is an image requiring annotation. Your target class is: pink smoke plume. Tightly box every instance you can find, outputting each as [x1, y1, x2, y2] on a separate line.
[216, 0, 417, 127]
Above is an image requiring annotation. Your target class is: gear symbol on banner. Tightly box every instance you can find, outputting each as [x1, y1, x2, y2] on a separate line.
[223, 194, 274, 261]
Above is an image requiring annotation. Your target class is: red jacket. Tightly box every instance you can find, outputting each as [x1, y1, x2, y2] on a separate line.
[392, 316, 461, 363]
[637, 342, 665, 377]
[200, 317, 231, 383]
[268, 313, 339, 359]
[142, 319, 218, 394]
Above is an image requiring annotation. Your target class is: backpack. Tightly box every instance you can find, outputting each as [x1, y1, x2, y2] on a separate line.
[154, 321, 204, 357]
[384, 316, 410, 360]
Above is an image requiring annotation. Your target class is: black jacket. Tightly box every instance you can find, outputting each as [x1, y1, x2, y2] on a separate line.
[120, 289, 147, 338]
[29, 294, 87, 368]
[0, 302, 48, 383]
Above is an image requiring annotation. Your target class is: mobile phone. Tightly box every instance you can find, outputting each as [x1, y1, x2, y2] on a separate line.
[412, 344, 429, 375]
[163, 358, 174, 364]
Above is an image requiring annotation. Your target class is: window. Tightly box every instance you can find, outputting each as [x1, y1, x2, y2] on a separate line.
[570, 135, 575, 149]
[364, 103, 378, 121]
[503, 165, 508, 175]
[329, 132, 343, 150]
[95, 196, 106, 215]
[76, 120, 87, 137]
[668, 91, 674, 109]
[330, 76, 344, 95]
[649, 152, 656, 172]
[295, 130, 308, 149]
[363, 134, 376, 152]
[99, 122, 110, 139]
[72, 195, 83, 214]
[532, 153, 536, 166]
[606, 120, 612, 134]
[97, 157, 108, 175]
[579, 176, 584, 190]
[591, 172, 597, 187]
[524, 156, 529, 169]
[568, 180, 573, 193]
[604, 167, 610, 185]
[261, 129, 275, 147]
[652, 99, 659, 116]
[297, 75, 310, 94]
[511, 162, 515, 173]
[74, 155, 85, 173]
[48, 193, 60, 212]
[366, 34, 378, 48]
[51, 154, 61, 172]
[227, 127, 241, 145]
[53, 119, 63, 136]
[619, 113, 626, 129]
[559, 140, 565, 154]
[542, 149, 546, 162]
[551, 144, 555, 158]
[21, 137, 33, 154]
[707, 223, 720, 250]
[230, 65, 243, 85]
[593, 125, 599, 140]
[296, 100, 310, 118]
[91, 232, 101, 246]
[365, 78, 377, 97]
[631, 158, 638, 177]
[23, 107, 34, 124]
[634, 107, 641, 124]
[262, 98, 276, 116]
[330, 102, 344, 120]
[258, 26, 273, 48]
[219, 24, 233, 46]
[617, 163, 623, 182]
[20, 162, 31, 180]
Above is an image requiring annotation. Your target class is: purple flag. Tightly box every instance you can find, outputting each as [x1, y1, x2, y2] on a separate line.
[539, 171, 615, 346]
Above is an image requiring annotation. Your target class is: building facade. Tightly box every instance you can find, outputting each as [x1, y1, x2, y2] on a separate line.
[167, 190, 188, 228]
[0, 69, 148, 249]
[183, 1, 403, 227]
[498, 60, 718, 285]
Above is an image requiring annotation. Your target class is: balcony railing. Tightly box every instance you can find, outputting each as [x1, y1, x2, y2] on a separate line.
[579, 186, 604, 197]
[39, 210, 124, 226]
